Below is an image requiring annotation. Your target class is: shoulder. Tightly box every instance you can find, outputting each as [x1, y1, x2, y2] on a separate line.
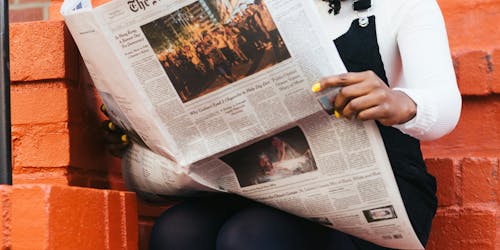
[375, 0, 444, 32]
[373, 0, 442, 20]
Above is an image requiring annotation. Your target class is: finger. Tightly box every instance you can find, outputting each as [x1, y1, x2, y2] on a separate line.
[106, 143, 129, 158]
[341, 92, 382, 119]
[355, 104, 394, 124]
[333, 80, 379, 115]
[102, 120, 126, 135]
[319, 71, 372, 90]
[100, 104, 109, 117]
[103, 131, 125, 144]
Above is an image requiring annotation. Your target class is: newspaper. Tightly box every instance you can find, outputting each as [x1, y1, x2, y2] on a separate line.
[61, 0, 424, 248]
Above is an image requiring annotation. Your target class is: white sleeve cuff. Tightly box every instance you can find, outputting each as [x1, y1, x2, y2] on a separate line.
[391, 88, 438, 139]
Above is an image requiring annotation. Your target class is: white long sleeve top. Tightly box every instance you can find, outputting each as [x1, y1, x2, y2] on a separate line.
[314, 0, 462, 141]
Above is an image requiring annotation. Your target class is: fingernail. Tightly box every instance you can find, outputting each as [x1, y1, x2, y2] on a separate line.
[334, 110, 341, 119]
[107, 121, 116, 131]
[121, 134, 128, 144]
[311, 82, 322, 93]
[100, 104, 106, 113]
[339, 73, 348, 81]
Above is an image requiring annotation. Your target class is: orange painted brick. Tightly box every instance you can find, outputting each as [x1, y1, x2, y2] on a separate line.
[6, 185, 138, 250]
[48, 2, 64, 21]
[461, 158, 495, 204]
[13, 170, 69, 186]
[425, 158, 457, 206]
[443, 4, 500, 52]
[437, 0, 499, 11]
[422, 96, 500, 157]
[11, 81, 69, 125]
[122, 192, 139, 249]
[106, 190, 123, 250]
[137, 199, 172, 218]
[68, 125, 109, 171]
[0, 186, 12, 249]
[491, 49, 500, 94]
[12, 123, 70, 168]
[139, 220, 154, 250]
[10, 185, 50, 249]
[18, 0, 51, 3]
[8, 8, 45, 23]
[48, 185, 107, 250]
[427, 208, 496, 250]
[9, 21, 78, 82]
[455, 51, 491, 96]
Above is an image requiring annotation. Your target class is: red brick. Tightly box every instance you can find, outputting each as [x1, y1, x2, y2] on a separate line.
[12, 123, 70, 168]
[426, 158, 457, 206]
[48, 2, 64, 21]
[455, 51, 491, 95]
[491, 49, 500, 94]
[13, 170, 69, 186]
[18, 0, 51, 3]
[427, 208, 496, 250]
[6, 185, 138, 250]
[0, 186, 12, 249]
[422, 96, 500, 157]
[106, 190, 123, 250]
[48, 185, 107, 250]
[10, 185, 50, 249]
[437, 0, 499, 10]
[68, 124, 109, 171]
[442, 3, 500, 52]
[137, 199, 172, 218]
[139, 219, 154, 250]
[11, 81, 69, 125]
[9, 21, 78, 81]
[8, 8, 45, 23]
[122, 192, 139, 249]
[461, 158, 496, 204]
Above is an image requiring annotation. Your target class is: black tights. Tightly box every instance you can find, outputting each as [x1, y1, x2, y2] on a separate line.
[149, 195, 392, 250]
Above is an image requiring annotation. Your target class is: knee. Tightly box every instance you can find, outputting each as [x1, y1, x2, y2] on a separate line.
[149, 206, 188, 250]
[216, 207, 300, 250]
[216, 210, 253, 250]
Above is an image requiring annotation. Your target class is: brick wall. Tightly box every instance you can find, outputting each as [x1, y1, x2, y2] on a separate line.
[8, 0, 52, 23]
[4, 0, 500, 249]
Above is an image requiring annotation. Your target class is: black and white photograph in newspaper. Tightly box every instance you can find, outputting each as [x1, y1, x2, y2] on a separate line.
[141, 0, 291, 103]
[220, 126, 317, 187]
[362, 205, 398, 223]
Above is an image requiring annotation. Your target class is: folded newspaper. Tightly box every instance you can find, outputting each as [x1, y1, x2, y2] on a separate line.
[61, 0, 423, 248]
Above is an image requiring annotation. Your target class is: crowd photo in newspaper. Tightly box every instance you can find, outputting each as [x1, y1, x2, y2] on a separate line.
[142, 0, 291, 102]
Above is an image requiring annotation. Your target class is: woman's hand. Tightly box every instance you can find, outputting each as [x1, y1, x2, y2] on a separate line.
[318, 70, 417, 126]
[100, 104, 130, 158]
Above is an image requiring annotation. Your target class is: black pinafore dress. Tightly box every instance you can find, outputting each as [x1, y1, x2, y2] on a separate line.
[334, 16, 438, 247]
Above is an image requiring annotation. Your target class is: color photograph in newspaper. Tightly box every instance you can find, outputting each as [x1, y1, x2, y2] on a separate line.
[140, 0, 291, 103]
[220, 126, 317, 188]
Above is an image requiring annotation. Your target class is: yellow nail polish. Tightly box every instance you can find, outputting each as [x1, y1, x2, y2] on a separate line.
[107, 121, 115, 131]
[121, 134, 128, 144]
[334, 110, 341, 119]
[100, 104, 106, 113]
[311, 83, 322, 93]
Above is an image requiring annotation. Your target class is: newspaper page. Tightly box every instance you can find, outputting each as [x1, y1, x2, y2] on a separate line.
[62, 0, 424, 249]
[63, 0, 347, 166]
